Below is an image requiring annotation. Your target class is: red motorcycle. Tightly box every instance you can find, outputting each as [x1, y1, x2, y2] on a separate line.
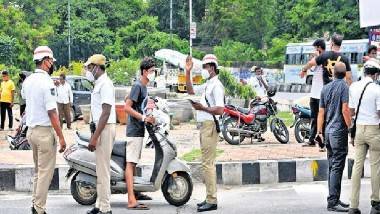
[221, 91, 289, 145]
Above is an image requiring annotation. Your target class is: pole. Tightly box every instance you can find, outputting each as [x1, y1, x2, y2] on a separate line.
[189, 0, 192, 56]
[68, 0, 71, 66]
[170, 0, 173, 49]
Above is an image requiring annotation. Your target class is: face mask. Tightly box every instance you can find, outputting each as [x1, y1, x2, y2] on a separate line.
[147, 72, 155, 82]
[201, 69, 210, 80]
[85, 67, 96, 82]
[46, 60, 55, 75]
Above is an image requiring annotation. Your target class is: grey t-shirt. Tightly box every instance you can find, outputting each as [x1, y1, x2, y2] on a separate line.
[126, 80, 148, 137]
[320, 79, 349, 133]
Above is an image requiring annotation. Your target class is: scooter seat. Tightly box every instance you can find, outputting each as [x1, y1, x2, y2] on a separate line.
[76, 132, 126, 157]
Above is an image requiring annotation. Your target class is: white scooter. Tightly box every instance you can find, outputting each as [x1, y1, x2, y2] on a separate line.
[64, 97, 193, 206]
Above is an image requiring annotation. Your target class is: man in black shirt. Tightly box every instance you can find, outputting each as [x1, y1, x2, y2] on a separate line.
[124, 57, 156, 210]
[301, 34, 353, 86]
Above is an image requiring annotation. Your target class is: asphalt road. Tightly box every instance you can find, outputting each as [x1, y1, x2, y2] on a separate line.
[0, 179, 375, 214]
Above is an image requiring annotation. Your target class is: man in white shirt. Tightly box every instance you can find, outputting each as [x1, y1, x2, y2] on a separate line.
[244, 66, 268, 97]
[348, 59, 380, 214]
[186, 54, 225, 212]
[56, 73, 73, 129]
[300, 39, 325, 147]
[84, 54, 116, 214]
[22, 46, 66, 214]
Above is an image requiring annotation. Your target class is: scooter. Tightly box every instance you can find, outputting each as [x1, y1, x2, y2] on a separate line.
[7, 113, 30, 150]
[290, 104, 311, 144]
[64, 97, 193, 207]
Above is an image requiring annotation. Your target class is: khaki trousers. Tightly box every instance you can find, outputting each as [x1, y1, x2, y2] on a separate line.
[200, 121, 218, 204]
[27, 126, 57, 214]
[57, 103, 71, 129]
[350, 125, 380, 208]
[95, 124, 116, 212]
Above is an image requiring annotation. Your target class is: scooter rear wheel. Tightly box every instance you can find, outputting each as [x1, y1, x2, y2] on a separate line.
[71, 176, 97, 205]
[162, 172, 193, 207]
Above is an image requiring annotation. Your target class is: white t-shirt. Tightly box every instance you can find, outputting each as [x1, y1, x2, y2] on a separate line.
[349, 77, 380, 125]
[56, 82, 73, 104]
[310, 66, 324, 99]
[91, 73, 116, 124]
[22, 69, 57, 127]
[193, 76, 225, 122]
[248, 75, 268, 97]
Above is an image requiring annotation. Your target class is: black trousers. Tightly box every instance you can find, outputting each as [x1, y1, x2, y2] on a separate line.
[0, 102, 13, 129]
[20, 104, 26, 117]
[309, 98, 320, 143]
[325, 130, 348, 207]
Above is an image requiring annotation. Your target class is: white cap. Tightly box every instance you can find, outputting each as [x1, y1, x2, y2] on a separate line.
[202, 54, 218, 69]
[364, 58, 380, 69]
[33, 46, 56, 62]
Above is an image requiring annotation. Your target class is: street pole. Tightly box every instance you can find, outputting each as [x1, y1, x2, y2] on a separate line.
[68, 0, 71, 66]
[189, 0, 192, 56]
[170, 0, 173, 49]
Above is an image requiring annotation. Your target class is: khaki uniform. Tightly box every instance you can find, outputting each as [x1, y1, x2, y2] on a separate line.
[22, 69, 58, 214]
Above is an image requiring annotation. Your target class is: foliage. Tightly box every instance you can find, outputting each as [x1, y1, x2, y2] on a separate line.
[70, 61, 84, 76]
[181, 148, 224, 162]
[218, 69, 256, 99]
[107, 58, 140, 86]
[266, 35, 296, 65]
[214, 40, 265, 65]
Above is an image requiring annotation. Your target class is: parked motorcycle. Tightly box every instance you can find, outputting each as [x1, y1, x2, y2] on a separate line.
[290, 105, 311, 144]
[221, 91, 289, 145]
[64, 97, 193, 207]
[7, 113, 30, 150]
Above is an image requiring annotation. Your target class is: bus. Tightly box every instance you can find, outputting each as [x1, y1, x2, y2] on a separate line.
[284, 39, 368, 85]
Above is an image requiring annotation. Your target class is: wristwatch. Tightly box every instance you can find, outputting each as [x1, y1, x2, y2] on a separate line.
[141, 115, 146, 122]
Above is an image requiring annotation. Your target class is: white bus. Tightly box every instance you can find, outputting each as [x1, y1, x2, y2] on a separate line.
[284, 39, 368, 85]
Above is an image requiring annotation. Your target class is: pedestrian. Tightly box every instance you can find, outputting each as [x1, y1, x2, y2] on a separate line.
[17, 72, 27, 116]
[56, 73, 73, 129]
[0, 70, 16, 130]
[300, 39, 325, 148]
[84, 54, 116, 214]
[348, 59, 380, 214]
[185, 54, 225, 212]
[301, 33, 353, 86]
[124, 57, 156, 211]
[317, 62, 352, 212]
[243, 66, 269, 97]
[22, 46, 66, 214]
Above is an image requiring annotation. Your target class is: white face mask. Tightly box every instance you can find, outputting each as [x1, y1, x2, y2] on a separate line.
[147, 72, 155, 82]
[201, 69, 210, 80]
[85, 69, 95, 82]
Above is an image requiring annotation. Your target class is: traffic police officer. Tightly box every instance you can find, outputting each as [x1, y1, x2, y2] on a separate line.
[85, 54, 116, 214]
[22, 46, 67, 214]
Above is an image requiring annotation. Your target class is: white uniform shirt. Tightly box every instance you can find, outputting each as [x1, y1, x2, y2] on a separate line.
[21, 69, 57, 127]
[349, 76, 380, 125]
[248, 75, 268, 97]
[91, 73, 116, 124]
[56, 82, 73, 104]
[193, 75, 225, 122]
[310, 66, 324, 99]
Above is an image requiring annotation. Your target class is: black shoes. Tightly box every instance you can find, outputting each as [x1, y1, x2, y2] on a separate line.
[197, 201, 207, 207]
[327, 203, 349, 212]
[348, 208, 361, 214]
[87, 207, 100, 214]
[197, 203, 217, 212]
[371, 200, 380, 214]
[339, 200, 350, 208]
[31, 206, 46, 214]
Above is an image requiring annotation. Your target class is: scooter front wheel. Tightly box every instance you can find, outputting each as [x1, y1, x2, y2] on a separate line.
[162, 172, 193, 207]
[71, 176, 97, 205]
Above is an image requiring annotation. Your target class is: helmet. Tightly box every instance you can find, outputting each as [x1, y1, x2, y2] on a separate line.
[364, 59, 380, 75]
[33, 46, 56, 62]
[202, 54, 218, 69]
[267, 88, 276, 97]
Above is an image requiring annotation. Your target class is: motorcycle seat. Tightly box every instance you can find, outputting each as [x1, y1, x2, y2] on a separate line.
[76, 132, 127, 157]
[237, 107, 250, 115]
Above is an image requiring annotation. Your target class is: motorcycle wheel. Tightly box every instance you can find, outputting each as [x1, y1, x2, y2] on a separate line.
[162, 172, 193, 207]
[294, 119, 311, 144]
[271, 118, 289, 144]
[71, 176, 97, 205]
[222, 117, 245, 145]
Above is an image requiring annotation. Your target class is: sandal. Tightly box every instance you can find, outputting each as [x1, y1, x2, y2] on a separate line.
[127, 203, 150, 210]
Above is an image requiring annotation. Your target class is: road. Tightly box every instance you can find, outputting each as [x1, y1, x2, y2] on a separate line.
[0, 180, 374, 214]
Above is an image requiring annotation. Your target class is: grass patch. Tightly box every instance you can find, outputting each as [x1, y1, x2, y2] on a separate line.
[277, 111, 293, 127]
[181, 148, 224, 162]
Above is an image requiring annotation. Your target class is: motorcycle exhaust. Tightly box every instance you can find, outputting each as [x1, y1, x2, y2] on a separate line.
[227, 128, 255, 136]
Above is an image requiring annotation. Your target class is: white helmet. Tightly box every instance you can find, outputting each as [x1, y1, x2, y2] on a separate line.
[364, 58, 380, 69]
[202, 54, 218, 69]
[33, 46, 56, 62]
